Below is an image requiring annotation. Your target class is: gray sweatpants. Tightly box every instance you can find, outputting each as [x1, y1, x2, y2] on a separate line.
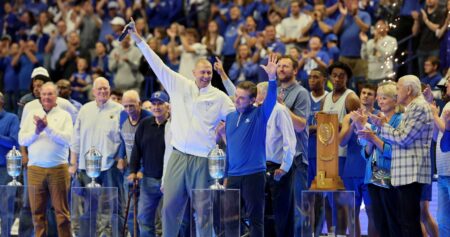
[162, 149, 213, 237]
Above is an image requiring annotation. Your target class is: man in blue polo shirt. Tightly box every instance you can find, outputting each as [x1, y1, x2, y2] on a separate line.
[225, 54, 278, 237]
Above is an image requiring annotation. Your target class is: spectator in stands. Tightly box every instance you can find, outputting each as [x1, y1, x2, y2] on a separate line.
[325, 33, 340, 65]
[56, 79, 82, 111]
[421, 56, 443, 90]
[57, 31, 90, 80]
[234, 16, 259, 50]
[3, 2, 20, 42]
[360, 19, 398, 85]
[97, 0, 120, 43]
[333, 0, 371, 92]
[299, 36, 330, 88]
[222, 5, 244, 73]
[436, 0, 450, 71]
[109, 35, 143, 91]
[45, 19, 68, 72]
[201, 20, 224, 58]
[76, 1, 101, 56]
[303, 2, 334, 42]
[412, 0, 445, 77]
[170, 28, 207, 81]
[0, 42, 20, 113]
[70, 57, 92, 104]
[228, 44, 259, 83]
[57, 0, 80, 34]
[134, 18, 151, 42]
[268, 9, 283, 38]
[145, 0, 171, 30]
[31, 11, 56, 36]
[110, 89, 123, 104]
[279, 0, 312, 50]
[91, 41, 112, 84]
[16, 10, 35, 41]
[254, 24, 286, 82]
[14, 40, 44, 98]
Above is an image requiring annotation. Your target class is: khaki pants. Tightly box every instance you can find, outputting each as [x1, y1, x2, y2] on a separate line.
[28, 164, 71, 237]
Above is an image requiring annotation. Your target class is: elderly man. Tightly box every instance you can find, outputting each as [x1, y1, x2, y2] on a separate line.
[128, 19, 235, 236]
[69, 77, 124, 235]
[118, 89, 152, 235]
[368, 75, 434, 236]
[128, 91, 171, 237]
[18, 82, 73, 237]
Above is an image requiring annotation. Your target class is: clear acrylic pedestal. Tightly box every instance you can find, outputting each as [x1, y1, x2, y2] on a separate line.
[191, 188, 240, 237]
[71, 187, 118, 237]
[301, 190, 355, 237]
[0, 185, 35, 237]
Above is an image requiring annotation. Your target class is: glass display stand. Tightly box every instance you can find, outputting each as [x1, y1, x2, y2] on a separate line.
[301, 190, 355, 237]
[191, 189, 240, 237]
[0, 185, 35, 237]
[71, 187, 118, 237]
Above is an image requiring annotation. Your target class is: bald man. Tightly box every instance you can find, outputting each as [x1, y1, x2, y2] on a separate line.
[128, 19, 235, 236]
[69, 77, 125, 236]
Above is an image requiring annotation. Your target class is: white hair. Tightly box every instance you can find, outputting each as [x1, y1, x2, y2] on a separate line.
[399, 75, 422, 97]
[122, 90, 140, 102]
[41, 82, 59, 96]
[93, 77, 110, 89]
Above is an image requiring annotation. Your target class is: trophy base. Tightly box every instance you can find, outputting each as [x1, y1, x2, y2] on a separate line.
[86, 182, 101, 188]
[209, 183, 224, 190]
[7, 180, 22, 186]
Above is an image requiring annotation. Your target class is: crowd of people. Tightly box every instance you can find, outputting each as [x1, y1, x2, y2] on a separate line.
[1, 0, 450, 237]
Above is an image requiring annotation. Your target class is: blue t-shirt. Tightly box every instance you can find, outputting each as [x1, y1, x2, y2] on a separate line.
[338, 11, 371, 57]
[0, 110, 20, 166]
[18, 54, 43, 91]
[327, 46, 340, 63]
[310, 18, 335, 42]
[225, 80, 277, 176]
[0, 56, 19, 92]
[421, 73, 442, 89]
[146, 1, 170, 28]
[400, 0, 421, 16]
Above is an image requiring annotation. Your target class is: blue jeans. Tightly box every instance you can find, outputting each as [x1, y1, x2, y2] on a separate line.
[137, 177, 163, 237]
[292, 161, 308, 237]
[438, 176, 450, 236]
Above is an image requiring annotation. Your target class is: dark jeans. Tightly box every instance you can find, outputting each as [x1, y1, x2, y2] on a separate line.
[292, 161, 308, 237]
[137, 177, 163, 237]
[368, 184, 402, 237]
[265, 162, 294, 237]
[227, 172, 266, 237]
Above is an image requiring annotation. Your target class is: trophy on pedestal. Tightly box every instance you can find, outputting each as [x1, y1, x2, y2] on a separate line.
[85, 147, 102, 188]
[208, 144, 226, 190]
[6, 146, 22, 186]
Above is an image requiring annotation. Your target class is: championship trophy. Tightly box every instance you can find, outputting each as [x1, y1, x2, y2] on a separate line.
[208, 144, 226, 190]
[85, 147, 102, 188]
[6, 146, 22, 186]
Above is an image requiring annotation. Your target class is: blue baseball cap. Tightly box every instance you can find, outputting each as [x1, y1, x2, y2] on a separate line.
[149, 91, 169, 103]
[326, 34, 338, 43]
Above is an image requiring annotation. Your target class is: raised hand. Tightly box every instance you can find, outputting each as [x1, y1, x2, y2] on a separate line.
[359, 31, 368, 43]
[213, 56, 226, 77]
[338, 1, 348, 16]
[260, 53, 278, 81]
[423, 85, 434, 103]
[126, 17, 142, 43]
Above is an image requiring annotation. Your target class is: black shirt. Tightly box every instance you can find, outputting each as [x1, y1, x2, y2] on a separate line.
[129, 116, 167, 179]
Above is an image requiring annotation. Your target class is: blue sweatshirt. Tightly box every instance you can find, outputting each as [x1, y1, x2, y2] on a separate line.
[0, 110, 20, 166]
[225, 80, 277, 176]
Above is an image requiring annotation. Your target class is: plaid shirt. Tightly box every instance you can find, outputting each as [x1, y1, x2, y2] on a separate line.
[380, 96, 433, 186]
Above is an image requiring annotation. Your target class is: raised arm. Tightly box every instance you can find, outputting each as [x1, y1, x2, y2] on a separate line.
[260, 54, 278, 120]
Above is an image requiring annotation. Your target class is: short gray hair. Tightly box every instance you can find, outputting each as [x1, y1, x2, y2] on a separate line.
[41, 82, 59, 96]
[122, 90, 140, 103]
[398, 75, 422, 97]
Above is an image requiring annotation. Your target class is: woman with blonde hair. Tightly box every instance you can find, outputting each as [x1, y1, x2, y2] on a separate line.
[351, 80, 403, 237]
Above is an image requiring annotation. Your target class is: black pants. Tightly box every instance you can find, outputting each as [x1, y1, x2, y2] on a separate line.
[227, 172, 266, 237]
[369, 182, 423, 237]
[265, 162, 294, 237]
